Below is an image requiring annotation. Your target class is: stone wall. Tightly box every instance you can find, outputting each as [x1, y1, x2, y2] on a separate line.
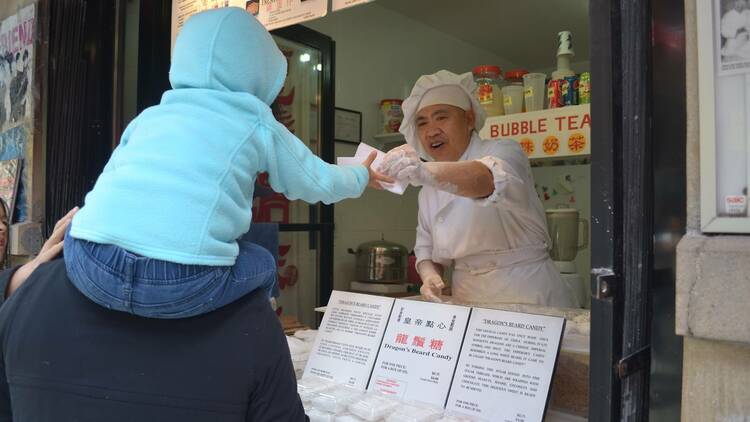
[677, 0, 750, 420]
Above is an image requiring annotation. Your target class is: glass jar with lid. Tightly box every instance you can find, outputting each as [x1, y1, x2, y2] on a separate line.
[505, 69, 529, 86]
[472, 65, 505, 117]
[504, 69, 529, 113]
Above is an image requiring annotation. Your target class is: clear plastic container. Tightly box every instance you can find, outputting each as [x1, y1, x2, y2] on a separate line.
[348, 392, 400, 421]
[472, 65, 505, 117]
[298, 376, 337, 402]
[385, 401, 444, 422]
[336, 414, 368, 422]
[308, 408, 337, 422]
[502, 85, 524, 115]
[436, 412, 477, 422]
[312, 385, 366, 415]
[523, 73, 547, 112]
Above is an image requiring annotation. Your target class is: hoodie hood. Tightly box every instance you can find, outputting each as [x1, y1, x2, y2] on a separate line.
[169, 7, 287, 105]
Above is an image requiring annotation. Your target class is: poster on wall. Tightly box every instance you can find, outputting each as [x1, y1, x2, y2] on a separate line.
[332, 0, 374, 12]
[0, 158, 20, 222]
[171, 0, 328, 49]
[0, 4, 35, 133]
[715, 0, 750, 75]
[0, 4, 36, 223]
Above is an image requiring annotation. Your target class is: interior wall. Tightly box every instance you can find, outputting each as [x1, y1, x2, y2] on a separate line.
[304, 3, 520, 290]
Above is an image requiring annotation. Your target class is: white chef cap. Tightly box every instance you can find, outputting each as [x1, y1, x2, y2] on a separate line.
[418, 85, 472, 112]
[399, 70, 486, 160]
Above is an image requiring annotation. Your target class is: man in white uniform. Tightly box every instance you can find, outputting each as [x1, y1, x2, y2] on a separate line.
[380, 70, 578, 307]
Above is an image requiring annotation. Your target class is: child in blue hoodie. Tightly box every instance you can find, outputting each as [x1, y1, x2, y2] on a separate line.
[63, 8, 389, 318]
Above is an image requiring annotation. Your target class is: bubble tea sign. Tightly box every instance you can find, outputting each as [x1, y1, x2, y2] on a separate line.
[480, 104, 591, 159]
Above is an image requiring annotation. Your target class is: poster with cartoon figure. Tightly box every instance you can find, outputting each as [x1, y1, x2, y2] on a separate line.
[0, 4, 35, 223]
[0, 5, 34, 132]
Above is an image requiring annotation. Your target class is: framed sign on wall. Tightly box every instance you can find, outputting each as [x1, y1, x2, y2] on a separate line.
[698, 0, 750, 232]
[334, 107, 362, 145]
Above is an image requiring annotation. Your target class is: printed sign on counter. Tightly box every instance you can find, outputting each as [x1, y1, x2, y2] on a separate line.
[480, 104, 591, 160]
[368, 299, 471, 408]
[332, 0, 375, 11]
[303, 291, 395, 389]
[446, 308, 566, 422]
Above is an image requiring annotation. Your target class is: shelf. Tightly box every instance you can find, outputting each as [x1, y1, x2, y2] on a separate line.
[373, 132, 405, 143]
[372, 132, 406, 151]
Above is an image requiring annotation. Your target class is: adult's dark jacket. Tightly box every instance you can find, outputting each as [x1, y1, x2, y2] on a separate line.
[0, 259, 307, 421]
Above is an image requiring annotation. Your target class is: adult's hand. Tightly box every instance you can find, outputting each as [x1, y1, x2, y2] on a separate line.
[5, 207, 78, 298]
[362, 151, 394, 190]
[420, 273, 445, 303]
[416, 260, 446, 303]
[378, 144, 425, 186]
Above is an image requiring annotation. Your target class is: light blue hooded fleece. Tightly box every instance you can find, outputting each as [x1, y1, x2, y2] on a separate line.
[70, 8, 368, 266]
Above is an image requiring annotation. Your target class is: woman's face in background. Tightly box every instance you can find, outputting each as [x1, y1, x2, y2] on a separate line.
[0, 205, 8, 264]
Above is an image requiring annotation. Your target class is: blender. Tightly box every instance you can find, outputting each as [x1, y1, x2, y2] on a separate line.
[546, 207, 589, 307]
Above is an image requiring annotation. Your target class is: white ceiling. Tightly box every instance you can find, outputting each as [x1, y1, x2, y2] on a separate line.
[375, 0, 590, 70]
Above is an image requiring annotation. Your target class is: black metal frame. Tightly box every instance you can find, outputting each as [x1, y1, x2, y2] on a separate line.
[589, 0, 654, 420]
[271, 25, 336, 309]
[136, 0, 172, 115]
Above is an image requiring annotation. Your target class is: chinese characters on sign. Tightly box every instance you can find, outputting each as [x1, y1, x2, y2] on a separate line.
[307, 292, 566, 421]
[369, 300, 471, 407]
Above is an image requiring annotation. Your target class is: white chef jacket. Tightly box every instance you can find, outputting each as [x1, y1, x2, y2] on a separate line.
[414, 133, 578, 307]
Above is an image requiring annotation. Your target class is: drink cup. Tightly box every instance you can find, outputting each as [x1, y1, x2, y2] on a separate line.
[502, 85, 524, 115]
[523, 73, 546, 112]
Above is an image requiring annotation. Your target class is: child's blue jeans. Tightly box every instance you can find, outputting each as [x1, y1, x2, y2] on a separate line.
[63, 227, 277, 319]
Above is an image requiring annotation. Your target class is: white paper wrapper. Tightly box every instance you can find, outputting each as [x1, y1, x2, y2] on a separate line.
[385, 402, 444, 422]
[335, 414, 367, 422]
[348, 392, 400, 421]
[308, 408, 337, 422]
[311, 385, 365, 415]
[336, 143, 408, 195]
[436, 413, 477, 422]
[298, 376, 336, 402]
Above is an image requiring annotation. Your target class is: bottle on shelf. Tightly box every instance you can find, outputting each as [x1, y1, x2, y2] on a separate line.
[551, 30, 576, 80]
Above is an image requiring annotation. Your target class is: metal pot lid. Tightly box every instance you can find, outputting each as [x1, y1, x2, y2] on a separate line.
[354, 237, 408, 254]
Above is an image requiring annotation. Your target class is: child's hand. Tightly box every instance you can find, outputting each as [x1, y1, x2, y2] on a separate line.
[362, 151, 394, 190]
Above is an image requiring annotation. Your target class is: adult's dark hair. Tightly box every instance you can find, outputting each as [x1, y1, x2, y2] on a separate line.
[22, 49, 28, 61]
